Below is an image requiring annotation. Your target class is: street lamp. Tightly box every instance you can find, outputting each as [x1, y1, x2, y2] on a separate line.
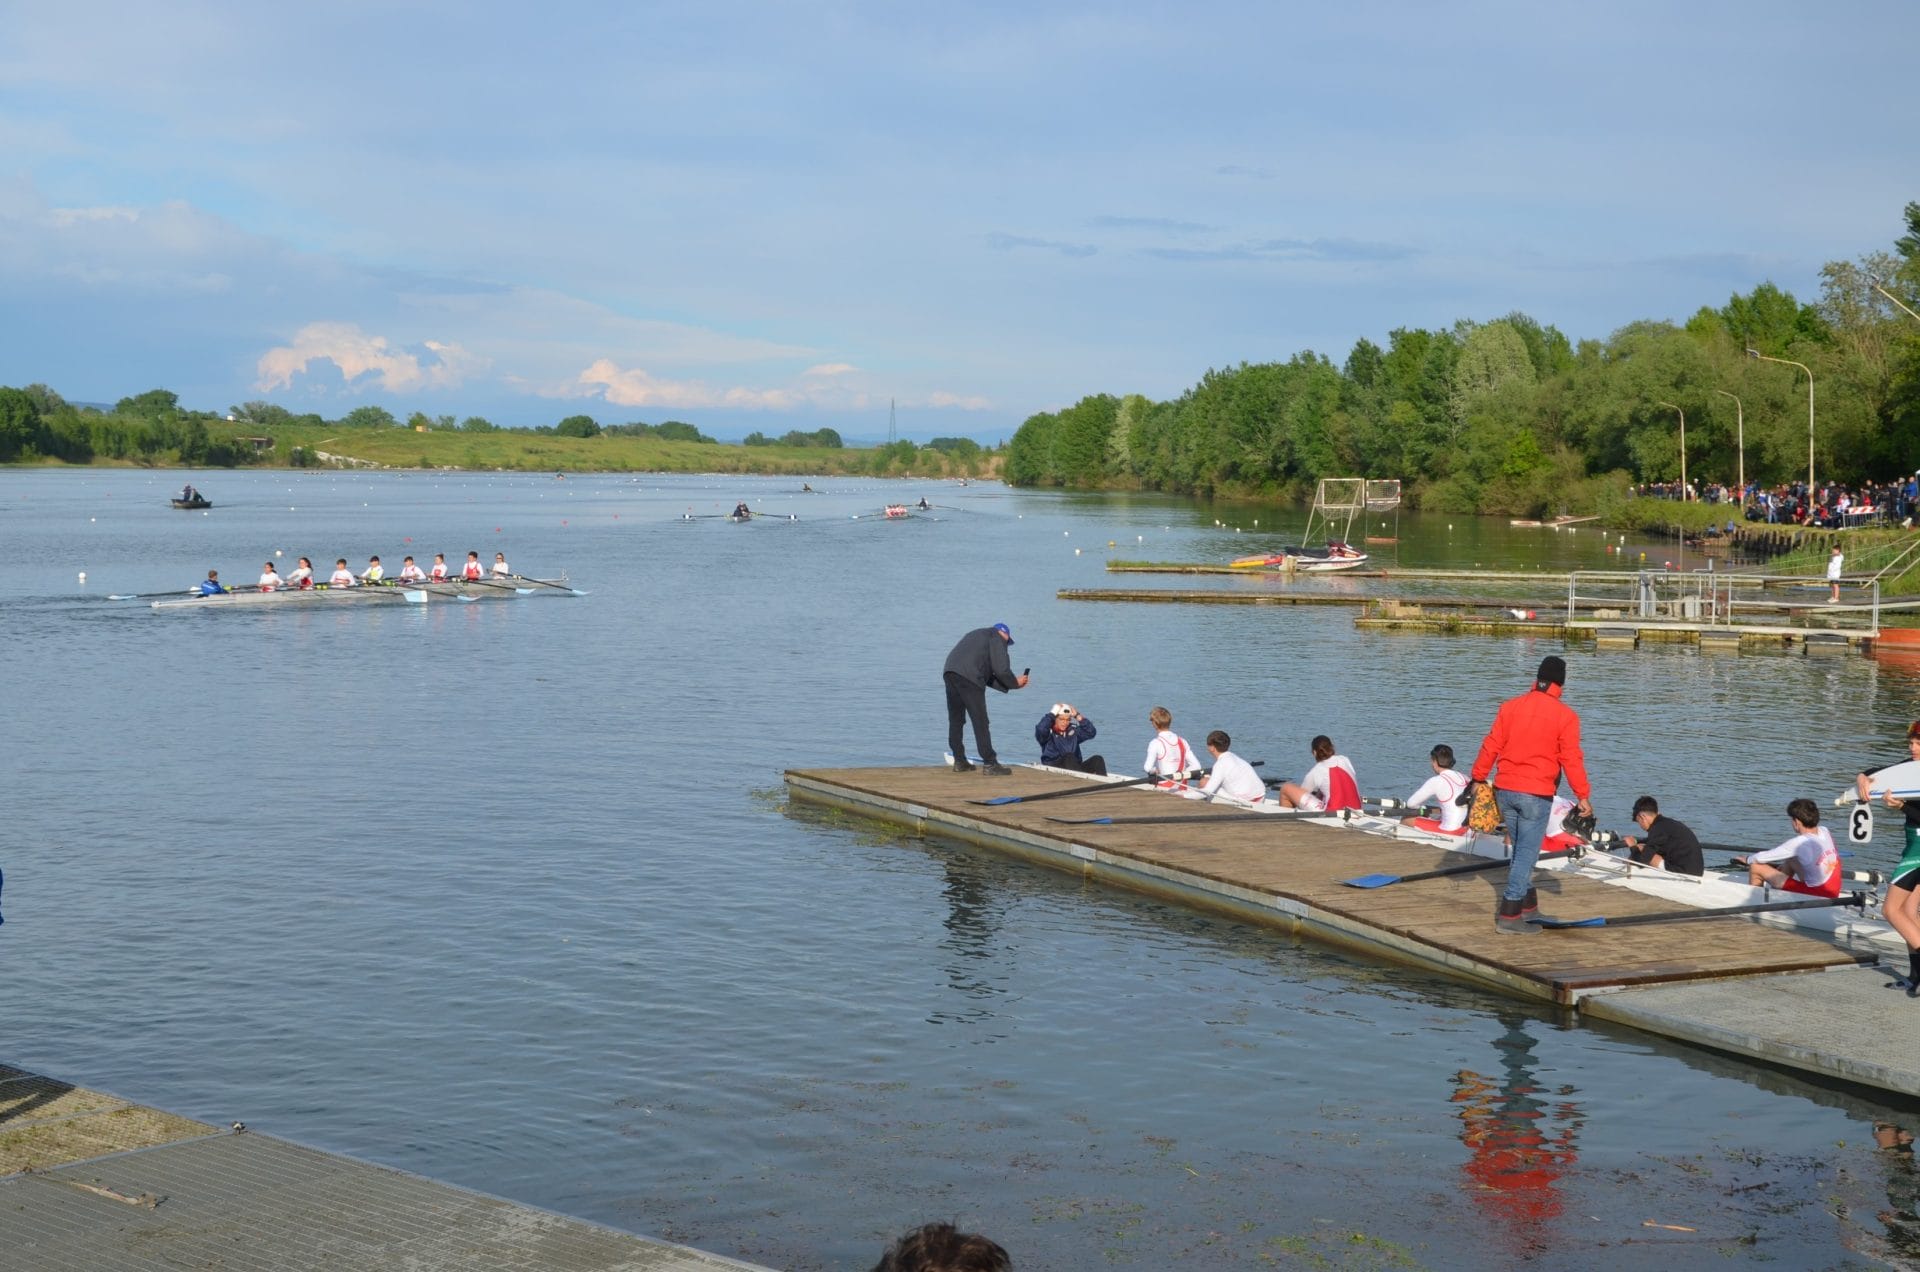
[1747, 348, 1814, 496]
[1655, 400, 1687, 499]
[1714, 389, 1744, 501]
[1875, 280, 1920, 325]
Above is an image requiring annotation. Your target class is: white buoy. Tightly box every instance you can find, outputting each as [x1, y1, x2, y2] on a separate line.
[1137, 535, 1144, 543]
[90, 517, 96, 522]
[1074, 548, 1082, 555]
[77, 571, 85, 582]
[1063, 530, 1069, 536]
[275, 549, 282, 557]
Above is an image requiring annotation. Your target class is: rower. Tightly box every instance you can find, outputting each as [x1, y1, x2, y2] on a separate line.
[397, 556, 426, 582]
[360, 555, 384, 584]
[1277, 736, 1360, 812]
[286, 557, 315, 590]
[1618, 795, 1704, 876]
[258, 562, 284, 592]
[733, 502, 751, 519]
[329, 558, 356, 587]
[1198, 730, 1264, 804]
[196, 569, 227, 596]
[430, 553, 449, 581]
[918, 497, 931, 510]
[462, 551, 483, 580]
[1143, 706, 1200, 788]
[1734, 799, 1842, 897]
[491, 551, 511, 577]
[1404, 744, 1469, 835]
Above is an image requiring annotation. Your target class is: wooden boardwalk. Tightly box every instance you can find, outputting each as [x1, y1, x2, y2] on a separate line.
[785, 766, 1868, 1007]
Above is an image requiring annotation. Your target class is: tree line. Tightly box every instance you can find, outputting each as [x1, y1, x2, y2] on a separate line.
[1006, 203, 1920, 516]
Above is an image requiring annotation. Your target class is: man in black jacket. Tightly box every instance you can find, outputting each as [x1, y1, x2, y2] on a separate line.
[1620, 795, 1705, 876]
[944, 622, 1029, 775]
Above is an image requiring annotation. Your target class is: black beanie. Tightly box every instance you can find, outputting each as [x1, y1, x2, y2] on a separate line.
[1536, 655, 1567, 688]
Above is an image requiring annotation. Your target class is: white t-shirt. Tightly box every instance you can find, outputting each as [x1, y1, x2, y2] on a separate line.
[492, 560, 510, 576]
[1294, 755, 1357, 812]
[1828, 552, 1843, 582]
[431, 561, 449, 579]
[1752, 827, 1839, 887]
[399, 564, 425, 581]
[286, 566, 312, 588]
[1143, 730, 1198, 779]
[1546, 796, 1574, 837]
[1200, 751, 1265, 803]
[329, 568, 355, 587]
[258, 571, 282, 590]
[1408, 769, 1469, 832]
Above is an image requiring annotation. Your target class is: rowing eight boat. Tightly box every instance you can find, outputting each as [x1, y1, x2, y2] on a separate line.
[149, 576, 573, 611]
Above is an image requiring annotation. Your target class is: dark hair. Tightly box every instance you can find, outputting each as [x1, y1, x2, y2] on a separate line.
[1206, 730, 1231, 751]
[1787, 797, 1819, 827]
[1429, 744, 1454, 768]
[871, 1223, 1011, 1272]
[1908, 720, 1920, 741]
[1310, 735, 1334, 761]
[1632, 796, 1659, 818]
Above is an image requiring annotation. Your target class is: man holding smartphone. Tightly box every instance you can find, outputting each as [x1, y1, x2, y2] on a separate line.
[943, 622, 1030, 775]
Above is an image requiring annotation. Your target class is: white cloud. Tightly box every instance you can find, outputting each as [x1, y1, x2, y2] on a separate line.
[802, 362, 858, 377]
[256, 321, 488, 393]
[924, 390, 993, 410]
[563, 358, 990, 413]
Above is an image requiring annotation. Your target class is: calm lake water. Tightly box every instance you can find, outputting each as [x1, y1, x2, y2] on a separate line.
[3, 468, 1917, 1270]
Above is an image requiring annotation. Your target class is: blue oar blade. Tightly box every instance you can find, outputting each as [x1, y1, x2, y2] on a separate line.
[1530, 915, 1605, 929]
[977, 796, 1024, 806]
[1340, 873, 1401, 889]
[1046, 817, 1114, 825]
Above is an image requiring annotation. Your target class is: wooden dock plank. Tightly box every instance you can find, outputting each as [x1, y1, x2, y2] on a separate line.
[786, 765, 1866, 1004]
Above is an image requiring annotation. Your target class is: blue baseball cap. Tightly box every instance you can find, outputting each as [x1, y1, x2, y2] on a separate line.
[992, 622, 1013, 644]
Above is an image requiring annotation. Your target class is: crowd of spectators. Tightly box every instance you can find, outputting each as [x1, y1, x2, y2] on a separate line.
[1633, 475, 1920, 529]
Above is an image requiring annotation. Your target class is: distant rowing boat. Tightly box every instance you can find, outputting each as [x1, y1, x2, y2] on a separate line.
[170, 497, 212, 510]
[150, 576, 576, 611]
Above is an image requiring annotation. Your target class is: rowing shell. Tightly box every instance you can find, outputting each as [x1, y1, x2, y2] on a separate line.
[152, 586, 426, 611]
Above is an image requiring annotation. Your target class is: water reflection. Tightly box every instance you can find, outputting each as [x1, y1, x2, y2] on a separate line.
[1449, 1012, 1583, 1258]
[1877, 1122, 1919, 1265]
[931, 854, 1011, 1029]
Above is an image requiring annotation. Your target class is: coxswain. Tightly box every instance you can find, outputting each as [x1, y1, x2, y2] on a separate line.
[360, 555, 384, 584]
[1618, 795, 1704, 875]
[1198, 730, 1264, 804]
[1405, 744, 1469, 835]
[1142, 706, 1200, 788]
[258, 562, 284, 592]
[1734, 799, 1842, 897]
[1035, 703, 1104, 775]
[329, 558, 356, 587]
[286, 557, 315, 589]
[491, 552, 511, 577]
[397, 556, 426, 582]
[918, 497, 931, 510]
[196, 569, 227, 596]
[462, 551, 483, 580]
[430, 553, 449, 580]
[801, 483, 813, 493]
[1277, 735, 1361, 812]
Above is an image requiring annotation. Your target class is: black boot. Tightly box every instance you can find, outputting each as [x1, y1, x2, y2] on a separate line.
[1518, 887, 1539, 918]
[1494, 896, 1536, 935]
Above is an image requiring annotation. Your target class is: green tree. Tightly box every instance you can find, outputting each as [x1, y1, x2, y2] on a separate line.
[232, 400, 293, 426]
[460, 415, 498, 432]
[116, 388, 179, 416]
[0, 386, 38, 461]
[555, 414, 601, 438]
[743, 431, 773, 446]
[341, 405, 398, 429]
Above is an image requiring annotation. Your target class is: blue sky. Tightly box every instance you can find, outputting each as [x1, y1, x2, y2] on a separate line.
[1, 1, 1914, 442]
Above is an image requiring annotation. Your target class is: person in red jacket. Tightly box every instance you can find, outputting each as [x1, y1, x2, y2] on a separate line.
[1471, 655, 1594, 935]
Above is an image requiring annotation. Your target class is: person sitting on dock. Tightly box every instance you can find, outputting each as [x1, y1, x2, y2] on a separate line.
[196, 569, 227, 596]
[359, 555, 384, 583]
[397, 556, 426, 582]
[1198, 730, 1265, 804]
[1035, 703, 1105, 775]
[1404, 744, 1469, 835]
[1276, 736, 1360, 812]
[1143, 706, 1200, 788]
[258, 561, 284, 592]
[286, 557, 314, 589]
[462, 551, 484, 580]
[430, 553, 449, 580]
[329, 558, 356, 587]
[1618, 796, 1704, 876]
[1733, 799, 1841, 897]
[492, 551, 511, 577]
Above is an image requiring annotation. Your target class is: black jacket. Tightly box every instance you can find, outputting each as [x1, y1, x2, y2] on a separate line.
[944, 628, 1019, 692]
[1631, 815, 1703, 877]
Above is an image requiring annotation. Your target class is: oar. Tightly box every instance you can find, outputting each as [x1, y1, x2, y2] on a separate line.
[1531, 891, 1867, 930]
[510, 574, 586, 595]
[1342, 849, 1573, 890]
[107, 586, 261, 600]
[969, 764, 1258, 808]
[1051, 805, 1353, 826]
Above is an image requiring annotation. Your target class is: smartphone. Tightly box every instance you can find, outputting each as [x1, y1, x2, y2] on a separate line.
[1022, 667, 1030, 677]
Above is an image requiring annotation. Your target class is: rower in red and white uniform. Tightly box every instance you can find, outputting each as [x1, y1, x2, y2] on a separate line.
[1737, 799, 1842, 897]
[430, 553, 449, 580]
[1405, 744, 1470, 835]
[1197, 730, 1265, 804]
[491, 552, 511, 577]
[1278, 735, 1361, 813]
[462, 551, 484, 580]
[1538, 795, 1584, 853]
[1143, 706, 1200, 788]
[329, 558, 356, 587]
[286, 557, 315, 590]
[258, 562, 284, 592]
[397, 556, 426, 582]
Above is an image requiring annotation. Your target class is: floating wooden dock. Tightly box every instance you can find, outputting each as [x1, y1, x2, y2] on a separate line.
[0, 1065, 765, 1270]
[786, 767, 1915, 1097]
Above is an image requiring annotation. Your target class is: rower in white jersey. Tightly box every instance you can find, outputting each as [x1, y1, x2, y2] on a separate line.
[1404, 743, 1469, 835]
[1734, 798, 1843, 897]
[258, 562, 284, 592]
[430, 553, 449, 580]
[491, 551, 511, 577]
[329, 558, 356, 587]
[1197, 730, 1264, 804]
[286, 557, 315, 590]
[397, 556, 426, 582]
[1277, 735, 1360, 812]
[359, 555, 384, 583]
[1142, 706, 1201, 787]
[462, 551, 484, 580]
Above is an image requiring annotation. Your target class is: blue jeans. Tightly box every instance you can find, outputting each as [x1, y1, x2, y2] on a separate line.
[1495, 789, 1553, 903]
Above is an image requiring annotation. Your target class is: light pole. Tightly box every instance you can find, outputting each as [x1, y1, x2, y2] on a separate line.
[1714, 389, 1743, 501]
[1656, 400, 1687, 499]
[1875, 280, 1920, 325]
[1748, 349, 1814, 497]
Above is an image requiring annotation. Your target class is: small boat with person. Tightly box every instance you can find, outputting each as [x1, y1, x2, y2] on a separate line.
[170, 484, 212, 510]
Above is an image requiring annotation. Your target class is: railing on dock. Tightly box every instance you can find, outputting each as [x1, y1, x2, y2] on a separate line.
[1564, 570, 1879, 634]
